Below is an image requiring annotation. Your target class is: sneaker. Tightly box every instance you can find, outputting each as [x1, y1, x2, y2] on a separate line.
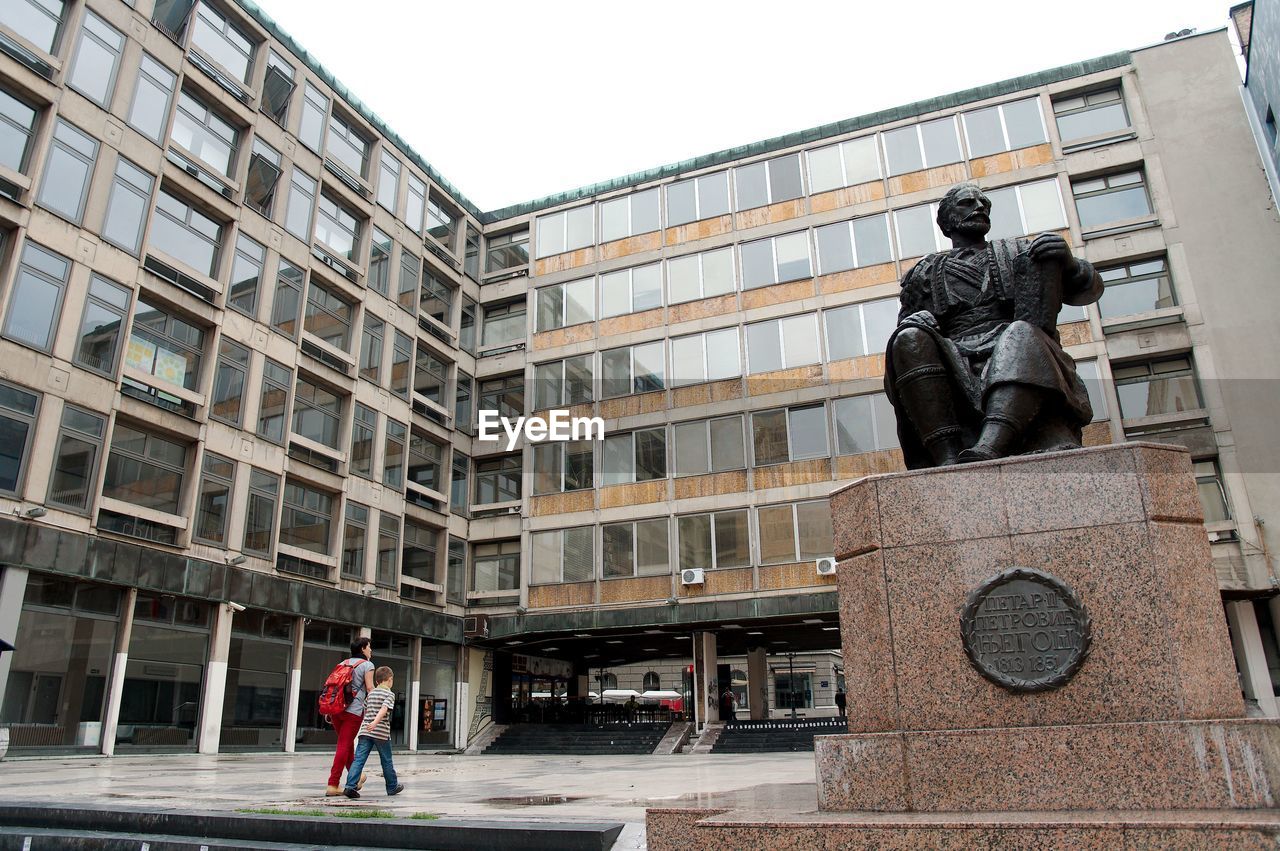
[343, 787, 360, 799]
[387, 784, 404, 796]
[325, 785, 342, 797]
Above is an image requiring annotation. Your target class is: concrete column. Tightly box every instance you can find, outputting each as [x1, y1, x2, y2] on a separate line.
[1227, 600, 1279, 717]
[746, 647, 768, 721]
[455, 644, 469, 750]
[0, 566, 29, 717]
[408, 637, 422, 751]
[692, 631, 717, 732]
[100, 588, 137, 756]
[282, 616, 305, 753]
[197, 602, 234, 754]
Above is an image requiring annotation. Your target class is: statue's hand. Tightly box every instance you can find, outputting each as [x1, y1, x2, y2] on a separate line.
[904, 310, 939, 331]
[1028, 232, 1072, 268]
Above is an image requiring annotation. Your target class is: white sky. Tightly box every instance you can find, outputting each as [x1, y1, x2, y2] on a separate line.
[254, 0, 1235, 212]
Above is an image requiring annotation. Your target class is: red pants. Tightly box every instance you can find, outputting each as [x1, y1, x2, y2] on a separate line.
[328, 711, 361, 787]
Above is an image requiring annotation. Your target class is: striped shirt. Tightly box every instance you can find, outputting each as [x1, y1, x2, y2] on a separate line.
[359, 686, 395, 741]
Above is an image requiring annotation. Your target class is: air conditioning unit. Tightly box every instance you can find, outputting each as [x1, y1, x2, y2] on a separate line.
[680, 568, 705, 586]
[816, 557, 837, 576]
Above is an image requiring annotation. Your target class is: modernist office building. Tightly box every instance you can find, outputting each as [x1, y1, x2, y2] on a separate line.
[1, 0, 1279, 755]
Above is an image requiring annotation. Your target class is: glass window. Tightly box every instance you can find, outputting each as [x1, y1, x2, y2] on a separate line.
[401, 520, 439, 585]
[531, 528, 594, 584]
[535, 206, 594, 258]
[375, 514, 399, 586]
[536, 278, 594, 331]
[326, 112, 369, 178]
[450, 451, 469, 515]
[474, 454, 521, 504]
[672, 415, 744, 477]
[376, 149, 399, 212]
[667, 246, 734, 304]
[226, 234, 265, 317]
[677, 509, 749, 570]
[1097, 257, 1176, 320]
[397, 250, 420, 313]
[602, 427, 666, 485]
[314, 192, 361, 261]
[464, 225, 480, 279]
[390, 331, 412, 398]
[532, 355, 592, 410]
[0, 85, 38, 176]
[303, 280, 352, 351]
[473, 541, 519, 592]
[600, 263, 662, 318]
[150, 188, 223, 277]
[734, 154, 802, 211]
[414, 345, 449, 404]
[405, 175, 425, 233]
[383, 419, 405, 488]
[1075, 359, 1107, 422]
[459, 297, 478, 355]
[669, 327, 740, 386]
[102, 422, 187, 514]
[1195, 460, 1231, 524]
[1113, 357, 1203, 421]
[962, 97, 1047, 158]
[1053, 87, 1130, 143]
[284, 168, 316, 242]
[894, 202, 948, 258]
[447, 536, 467, 603]
[68, 11, 124, 107]
[666, 171, 731, 226]
[824, 297, 898, 361]
[532, 440, 593, 494]
[128, 53, 176, 144]
[194, 451, 235, 545]
[806, 136, 881, 194]
[73, 277, 129, 381]
[360, 314, 384, 384]
[602, 341, 664, 398]
[481, 301, 525, 348]
[125, 296, 204, 392]
[815, 213, 894, 275]
[1072, 171, 1152, 230]
[758, 501, 833, 564]
[740, 231, 811, 289]
[190, 2, 254, 82]
[243, 469, 279, 555]
[5, 241, 69, 353]
[599, 188, 660, 242]
[486, 228, 529, 273]
[244, 138, 281, 217]
[47, 404, 105, 511]
[752, 404, 829, 465]
[427, 196, 459, 251]
[256, 358, 291, 443]
[210, 338, 249, 425]
[983, 179, 1067, 240]
[603, 518, 669, 578]
[101, 158, 155, 255]
[279, 480, 332, 555]
[350, 403, 375, 479]
[833, 392, 899, 455]
[269, 258, 303, 338]
[420, 268, 453, 326]
[261, 50, 295, 125]
[0, 381, 39, 495]
[479, 374, 523, 421]
[37, 119, 97, 223]
[454, 371, 472, 433]
[5, 0, 66, 54]
[170, 90, 238, 176]
[368, 228, 391, 296]
[342, 503, 368, 579]
[746, 313, 820, 374]
[405, 429, 444, 493]
[298, 82, 328, 151]
[883, 117, 961, 176]
[291, 376, 343, 450]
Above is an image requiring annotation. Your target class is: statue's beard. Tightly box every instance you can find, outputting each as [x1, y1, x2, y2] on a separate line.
[950, 218, 990, 240]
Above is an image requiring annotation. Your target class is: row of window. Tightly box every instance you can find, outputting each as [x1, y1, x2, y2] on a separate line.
[534, 173, 1156, 329]
[534, 87, 1136, 257]
[530, 499, 834, 584]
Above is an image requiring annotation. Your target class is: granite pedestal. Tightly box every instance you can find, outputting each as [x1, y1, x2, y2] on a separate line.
[647, 443, 1280, 848]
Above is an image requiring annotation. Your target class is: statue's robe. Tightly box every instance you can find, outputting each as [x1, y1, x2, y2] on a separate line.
[885, 237, 1104, 469]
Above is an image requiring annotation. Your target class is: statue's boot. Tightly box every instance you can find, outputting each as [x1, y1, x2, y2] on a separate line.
[895, 365, 963, 466]
[958, 385, 1042, 463]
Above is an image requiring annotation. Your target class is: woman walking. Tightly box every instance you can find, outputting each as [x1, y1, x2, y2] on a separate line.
[325, 635, 376, 796]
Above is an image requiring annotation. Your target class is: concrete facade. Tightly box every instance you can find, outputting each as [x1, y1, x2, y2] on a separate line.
[1, 0, 1279, 757]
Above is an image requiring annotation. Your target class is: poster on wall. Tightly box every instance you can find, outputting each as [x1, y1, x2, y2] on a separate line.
[421, 696, 434, 733]
[432, 698, 447, 731]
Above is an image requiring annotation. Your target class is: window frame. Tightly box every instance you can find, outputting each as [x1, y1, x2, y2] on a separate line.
[46, 403, 106, 513]
[3, 241, 70, 355]
[0, 380, 40, 497]
[193, 450, 236, 547]
[67, 9, 125, 108]
[676, 509, 751, 571]
[37, 118, 98, 225]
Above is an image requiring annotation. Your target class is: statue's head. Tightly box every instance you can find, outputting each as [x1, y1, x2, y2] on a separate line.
[937, 183, 992, 240]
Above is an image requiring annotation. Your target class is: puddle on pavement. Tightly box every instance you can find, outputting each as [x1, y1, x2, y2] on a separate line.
[481, 795, 590, 807]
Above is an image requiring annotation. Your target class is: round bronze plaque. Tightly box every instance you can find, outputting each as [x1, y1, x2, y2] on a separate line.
[959, 567, 1092, 693]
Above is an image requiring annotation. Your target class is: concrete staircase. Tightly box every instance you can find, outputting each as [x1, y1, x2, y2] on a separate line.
[710, 718, 846, 753]
[481, 721, 670, 755]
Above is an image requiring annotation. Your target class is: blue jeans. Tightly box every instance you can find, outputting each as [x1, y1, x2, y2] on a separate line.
[345, 735, 398, 793]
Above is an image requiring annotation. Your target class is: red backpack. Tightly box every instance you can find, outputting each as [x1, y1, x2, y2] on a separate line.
[318, 660, 360, 719]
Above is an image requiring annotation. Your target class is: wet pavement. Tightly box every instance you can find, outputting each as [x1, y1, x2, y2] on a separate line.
[0, 750, 818, 849]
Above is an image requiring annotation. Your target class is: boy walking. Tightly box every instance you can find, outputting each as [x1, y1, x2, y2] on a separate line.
[343, 666, 404, 798]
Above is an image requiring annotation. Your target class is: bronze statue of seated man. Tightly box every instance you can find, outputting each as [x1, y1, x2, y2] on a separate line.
[885, 183, 1103, 468]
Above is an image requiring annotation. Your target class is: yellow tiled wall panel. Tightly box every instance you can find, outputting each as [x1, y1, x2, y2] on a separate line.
[754, 458, 833, 489]
[599, 231, 662, 261]
[533, 323, 596, 351]
[671, 378, 745, 409]
[828, 354, 887, 383]
[887, 162, 968, 197]
[758, 561, 838, 590]
[734, 198, 807, 230]
[678, 566, 754, 597]
[835, 448, 906, 480]
[670, 293, 738, 325]
[809, 181, 887, 214]
[818, 262, 899, 295]
[599, 307, 664, 337]
[600, 389, 666, 419]
[530, 490, 594, 517]
[529, 581, 595, 608]
[600, 479, 668, 509]
[534, 246, 596, 276]
[741, 278, 817, 310]
[673, 469, 749, 500]
[664, 215, 733, 246]
[746, 364, 825, 396]
[599, 574, 671, 604]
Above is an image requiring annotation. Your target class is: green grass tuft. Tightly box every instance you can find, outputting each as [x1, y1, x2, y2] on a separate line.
[410, 812, 440, 820]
